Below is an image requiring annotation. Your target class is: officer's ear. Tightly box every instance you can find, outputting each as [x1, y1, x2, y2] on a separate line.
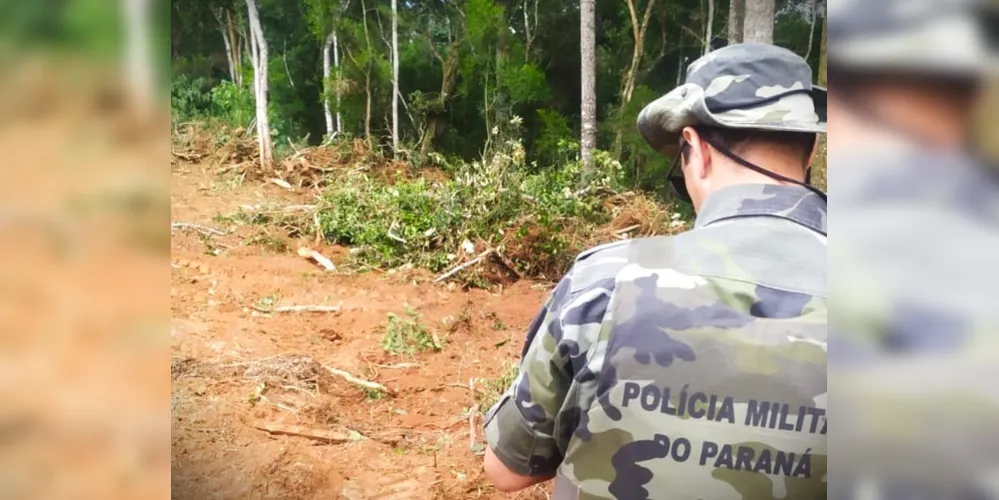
[681, 127, 711, 180]
[806, 134, 820, 169]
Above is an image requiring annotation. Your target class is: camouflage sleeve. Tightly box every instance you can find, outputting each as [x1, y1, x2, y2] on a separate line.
[483, 247, 619, 477]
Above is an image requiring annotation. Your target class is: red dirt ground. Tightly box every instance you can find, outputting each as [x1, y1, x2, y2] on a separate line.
[170, 162, 553, 499]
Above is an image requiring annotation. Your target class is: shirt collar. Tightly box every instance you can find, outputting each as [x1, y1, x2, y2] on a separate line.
[694, 183, 827, 235]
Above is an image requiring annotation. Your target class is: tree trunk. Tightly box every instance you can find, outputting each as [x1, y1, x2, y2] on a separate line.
[391, 0, 399, 155]
[333, 30, 342, 134]
[621, 0, 655, 105]
[323, 32, 335, 139]
[421, 32, 460, 156]
[818, 13, 826, 86]
[728, 0, 744, 44]
[123, 0, 153, 119]
[704, 0, 715, 54]
[245, 0, 273, 166]
[613, 0, 657, 157]
[361, 0, 373, 146]
[522, 0, 538, 61]
[804, 0, 818, 61]
[215, 9, 237, 83]
[227, 10, 241, 86]
[742, 0, 774, 44]
[580, 0, 596, 174]
[282, 41, 295, 88]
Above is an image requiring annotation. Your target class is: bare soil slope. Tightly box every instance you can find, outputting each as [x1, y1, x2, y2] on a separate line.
[171, 163, 552, 499]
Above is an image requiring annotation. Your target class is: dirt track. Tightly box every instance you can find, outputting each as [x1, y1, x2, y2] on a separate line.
[170, 163, 552, 499]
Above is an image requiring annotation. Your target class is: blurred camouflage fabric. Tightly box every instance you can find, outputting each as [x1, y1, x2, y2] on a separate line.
[827, 0, 999, 77]
[826, 0, 999, 498]
[485, 184, 828, 499]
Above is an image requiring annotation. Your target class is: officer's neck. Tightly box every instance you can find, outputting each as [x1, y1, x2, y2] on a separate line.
[714, 152, 805, 187]
[827, 90, 973, 153]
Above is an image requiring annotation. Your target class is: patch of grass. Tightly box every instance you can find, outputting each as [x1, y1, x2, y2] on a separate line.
[439, 305, 473, 334]
[483, 311, 507, 331]
[197, 232, 227, 256]
[474, 360, 520, 411]
[246, 230, 289, 253]
[207, 174, 245, 195]
[380, 308, 441, 355]
[254, 292, 281, 311]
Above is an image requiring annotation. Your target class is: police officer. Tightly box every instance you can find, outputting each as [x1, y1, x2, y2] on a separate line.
[483, 43, 828, 499]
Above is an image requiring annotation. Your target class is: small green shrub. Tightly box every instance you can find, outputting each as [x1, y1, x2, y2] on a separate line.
[380, 308, 439, 355]
[210, 80, 255, 129]
[171, 75, 213, 124]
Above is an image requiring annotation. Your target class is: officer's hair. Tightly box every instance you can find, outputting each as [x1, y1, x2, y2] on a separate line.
[680, 127, 818, 167]
[827, 64, 981, 104]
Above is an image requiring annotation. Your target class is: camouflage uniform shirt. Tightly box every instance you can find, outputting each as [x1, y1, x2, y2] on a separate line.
[485, 183, 828, 499]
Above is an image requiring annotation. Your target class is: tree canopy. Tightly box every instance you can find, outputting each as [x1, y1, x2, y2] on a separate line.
[171, 0, 825, 194]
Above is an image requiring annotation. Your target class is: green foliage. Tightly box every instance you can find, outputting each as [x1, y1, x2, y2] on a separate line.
[317, 130, 629, 279]
[534, 109, 574, 166]
[170, 0, 824, 160]
[381, 308, 438, 355]
[171, 75, 213, 123]
[210, 80, 255, 128]
[607, 85, 672, 195]
[499, 62, 550, 105]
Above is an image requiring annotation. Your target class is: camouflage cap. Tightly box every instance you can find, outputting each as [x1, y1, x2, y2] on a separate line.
[637, 43, 826, 154]
[828, 0, 999, 77]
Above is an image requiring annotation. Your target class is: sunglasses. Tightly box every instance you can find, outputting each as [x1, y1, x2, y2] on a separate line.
[667, 140, 692, 204]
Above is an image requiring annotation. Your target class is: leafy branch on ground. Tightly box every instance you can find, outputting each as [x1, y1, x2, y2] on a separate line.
[175, 121, 693, 284]
[381, 308, 441, 355]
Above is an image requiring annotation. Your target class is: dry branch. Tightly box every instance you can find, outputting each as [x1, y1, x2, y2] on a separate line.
[322, 364, 391, 394]
[435, 249, 494, 283]
[250, 421, 351, 444]
[251, 304, 342, 313]
[468, 403, 479, 450]
[172, 150, 205, 162]
[297, 247, 337, 272]
[171, 222, 225, 236]
[490, 250, 522, 280]
[614, 224, 641, 235]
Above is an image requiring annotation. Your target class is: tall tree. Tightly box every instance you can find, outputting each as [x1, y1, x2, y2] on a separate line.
[323, 31, 337, 138]
[353, 0, 375, 146]
[391, 0, 400, 155]
[804, 0, 818, 61]
[213, 7, 240, 86]
[818, 12, 826, 86]
[704, 0, 715, 54]
[742, 0, 774, 44]
[308, 0, 348, 140]
[580, 0, 596, 173]
[727, 0, 744, 44]
[245, 0, 273, 165]
[615, 0, 657, 156]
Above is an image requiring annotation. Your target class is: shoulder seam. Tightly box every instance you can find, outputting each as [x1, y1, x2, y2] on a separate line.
[574, 239, 630, 263]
